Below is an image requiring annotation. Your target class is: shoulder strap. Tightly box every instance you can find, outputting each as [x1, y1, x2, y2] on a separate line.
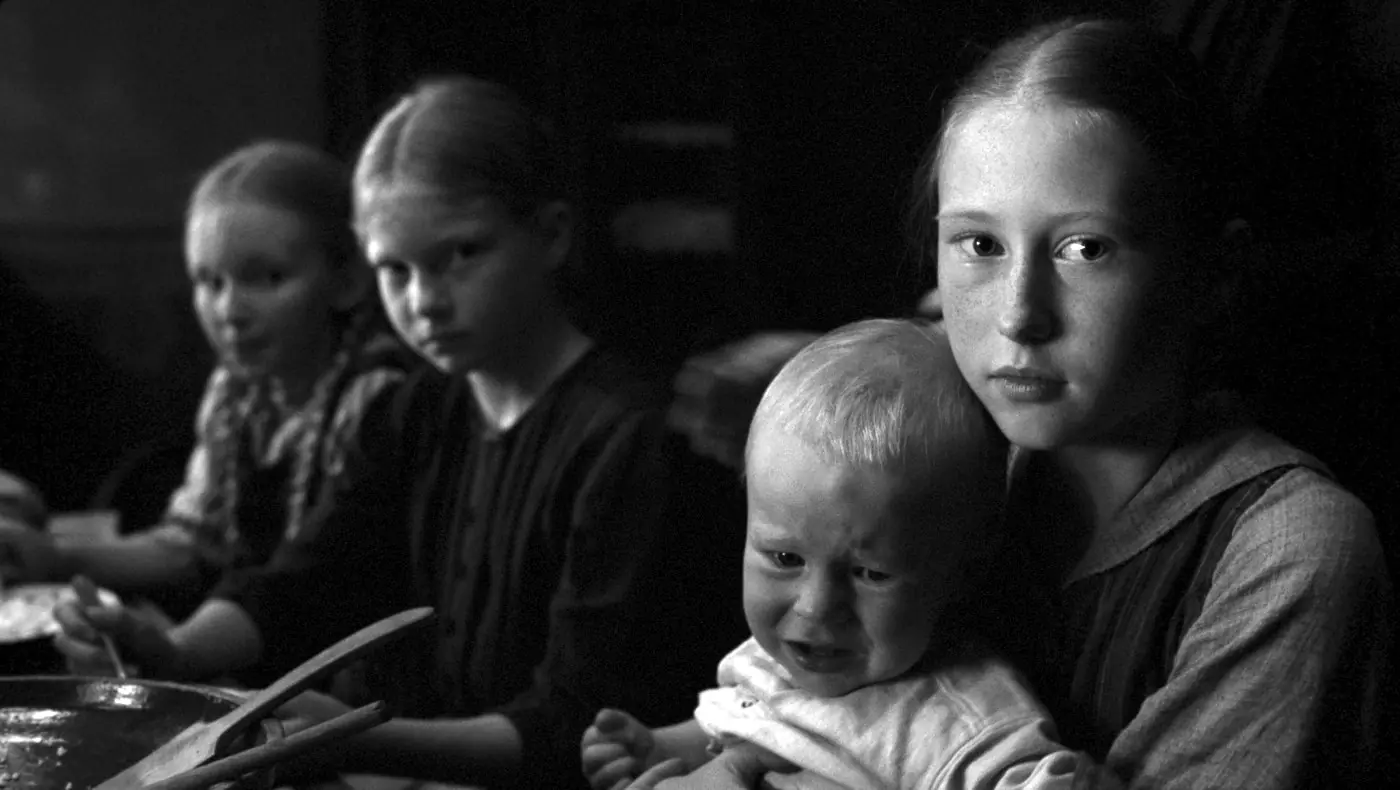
[1192, 463, 1307, 589]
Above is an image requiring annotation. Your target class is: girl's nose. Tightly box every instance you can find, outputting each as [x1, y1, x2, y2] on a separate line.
[407, 271, 452, 321]
[996, 254, 1058, 344]
[214, 284, 253, 330]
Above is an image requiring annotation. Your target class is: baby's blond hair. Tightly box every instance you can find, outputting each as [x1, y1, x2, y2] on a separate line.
[747, 319, 1006, 532]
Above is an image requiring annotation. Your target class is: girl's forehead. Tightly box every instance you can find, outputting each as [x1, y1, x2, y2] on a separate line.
[189, 200, 309, 231]
[357, 186, 511, 256]
[945, 103, 1135, 167]
[185, 201, 317, 261]
[937, 103, 1162, 223]
[357, 181, 505, 225]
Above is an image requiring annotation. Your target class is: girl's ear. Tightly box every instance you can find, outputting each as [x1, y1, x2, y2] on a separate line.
[534, 200, 574, 272]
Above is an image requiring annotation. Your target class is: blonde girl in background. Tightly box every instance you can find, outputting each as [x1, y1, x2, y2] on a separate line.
[54, 78, 734, 789]
[28, 140, 416, 685]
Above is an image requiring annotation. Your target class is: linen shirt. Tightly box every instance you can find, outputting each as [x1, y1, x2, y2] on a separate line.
[1002, 393, 1392, 788]
[696, 637, 1089, 790]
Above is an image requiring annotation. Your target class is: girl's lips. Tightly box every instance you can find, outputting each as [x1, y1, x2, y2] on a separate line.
[224, 337, 271, 362]
[420, 332, 471, 354]
[991, 375, 1066, 403]
[422, 330, 470, 344]
[989, 366, 1066, 403]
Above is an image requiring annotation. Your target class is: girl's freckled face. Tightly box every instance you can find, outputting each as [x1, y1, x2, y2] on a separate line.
[935, 104, 1201, 450]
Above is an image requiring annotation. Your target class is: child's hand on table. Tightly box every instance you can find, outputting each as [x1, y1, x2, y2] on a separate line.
[274, 689, 355, 734]
[51, 591, 176, 677]
[265, 690, 361, 782]
[582, 708, 661, 790]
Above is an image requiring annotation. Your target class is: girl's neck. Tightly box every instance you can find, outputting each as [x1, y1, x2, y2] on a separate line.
[267, 324, 342, 411]
[1042, 393, 1188, 536]
[467, 308, 593, 433]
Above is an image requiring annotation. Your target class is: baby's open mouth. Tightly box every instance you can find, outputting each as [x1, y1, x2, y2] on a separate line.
[785, 640, 855, 671]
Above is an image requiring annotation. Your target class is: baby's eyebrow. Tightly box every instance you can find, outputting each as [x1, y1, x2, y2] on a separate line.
[745, 519, 794, 543]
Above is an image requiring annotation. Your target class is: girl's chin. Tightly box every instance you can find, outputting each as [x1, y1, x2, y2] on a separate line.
[221, 357, 269, 378]
[422, 355, 475, 375]
[988, 407, 1079, 451]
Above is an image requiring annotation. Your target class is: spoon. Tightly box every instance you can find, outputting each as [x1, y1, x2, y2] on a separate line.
[140, 701, 389, 790]
[71, 575, 126, 679]
[94, 606, 433, 790]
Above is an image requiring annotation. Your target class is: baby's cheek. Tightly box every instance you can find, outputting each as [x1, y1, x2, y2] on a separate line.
[741, 574, 782, 631]
[743, 574, 794, 661]
[872, 595, 939, 673]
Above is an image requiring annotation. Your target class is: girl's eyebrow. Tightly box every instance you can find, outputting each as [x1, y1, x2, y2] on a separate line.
[934, 209, 997, 223]
[935, 208, 1137, 229]
[365, 221, 492, 267]
[1049, 210, 1134, 227]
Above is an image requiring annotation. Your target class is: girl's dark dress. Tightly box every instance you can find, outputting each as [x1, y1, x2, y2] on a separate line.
[217, 347, 745, 787]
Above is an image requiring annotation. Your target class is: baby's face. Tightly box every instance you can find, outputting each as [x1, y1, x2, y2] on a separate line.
[743, 429, 968, 697]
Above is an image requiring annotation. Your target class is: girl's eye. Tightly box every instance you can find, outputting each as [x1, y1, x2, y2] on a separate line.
[376, 262, 411, 285]
[454, 241, 485, 261]
[955, 234, 1005, 258]
[766, 551, 803, 570]
[853, 567, 893, 584]
[1058, 237, 1113, 263]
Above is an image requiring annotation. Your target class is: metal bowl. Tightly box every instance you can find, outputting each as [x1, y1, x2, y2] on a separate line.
[0, 676, 280, 790]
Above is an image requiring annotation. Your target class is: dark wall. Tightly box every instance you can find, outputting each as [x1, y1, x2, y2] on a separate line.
[0, 0, 325, 508]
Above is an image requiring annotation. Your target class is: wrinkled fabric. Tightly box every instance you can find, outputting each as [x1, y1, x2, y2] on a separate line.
[1003, 393, 1392, 789]
[696, 638, 1090, 790]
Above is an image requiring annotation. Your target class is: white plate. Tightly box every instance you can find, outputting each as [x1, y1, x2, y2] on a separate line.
[0, 583, 121, 644]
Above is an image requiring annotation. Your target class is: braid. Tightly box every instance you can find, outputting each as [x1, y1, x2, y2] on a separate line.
[283, 315, 367, 543]
[209, 371, 253, 552]
[188, 141, 376, 547]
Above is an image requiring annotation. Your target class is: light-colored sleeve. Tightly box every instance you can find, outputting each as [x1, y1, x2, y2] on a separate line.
[1104, 468, 1391, 788]
[699, 639, 1099, 790]
[922, 655, 1095, 790]
[933, 715, 1100, 790]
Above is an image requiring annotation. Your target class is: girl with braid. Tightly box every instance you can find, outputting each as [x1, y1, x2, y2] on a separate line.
[2, 140, 417, 685]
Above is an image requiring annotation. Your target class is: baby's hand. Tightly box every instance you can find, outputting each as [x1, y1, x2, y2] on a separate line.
[581, 708, 658, 790]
